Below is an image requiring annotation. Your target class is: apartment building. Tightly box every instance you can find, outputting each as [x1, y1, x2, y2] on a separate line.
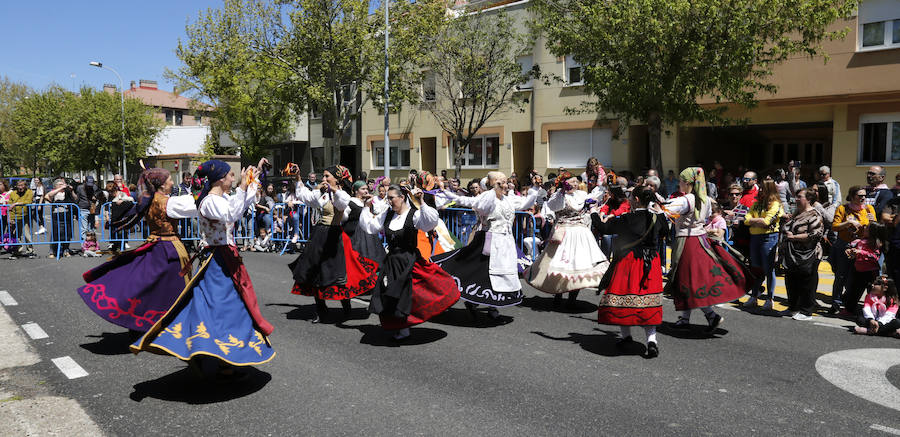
[359, 0, 900, 188]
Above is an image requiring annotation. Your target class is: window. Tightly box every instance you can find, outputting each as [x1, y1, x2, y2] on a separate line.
[565, 55, 583, 85]
[859, 113, 900, 164]
[549, 128, 612, 168]
[164, 109, 173, 125]
[175, 110, 183, 126]
[422, 72, 436, 102]
[517, 55, 534, 90]
[373, 139, 411, 168]
[451, 135, 500, 168]
[194, 115, 202, 125]
[857, 0, 900, 51]
[310, 146, 325, 172]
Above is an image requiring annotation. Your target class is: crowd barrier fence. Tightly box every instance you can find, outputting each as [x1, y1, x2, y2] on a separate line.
[0, 202, 82, 259]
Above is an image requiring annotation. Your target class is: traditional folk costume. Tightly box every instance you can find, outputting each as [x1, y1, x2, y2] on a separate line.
[289, 166, 379, 319]
[524, 187, 609, 295]
[666, 168, 749, 331]
[432, 187, 540, 314]
[414, 172, 462, 260]
[593, 206, 667, 355]
[131, 160, 274, 367]
[343, 181, 387, 265]
[78, 168, 195, 332]
[359, 197, 460, 339]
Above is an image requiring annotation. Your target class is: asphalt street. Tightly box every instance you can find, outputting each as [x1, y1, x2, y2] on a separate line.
[1, 252, 899, 436]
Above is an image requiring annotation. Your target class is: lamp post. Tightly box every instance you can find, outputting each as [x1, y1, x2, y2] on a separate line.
[383, 0, 390, 181]
[89, 61, 127, 182]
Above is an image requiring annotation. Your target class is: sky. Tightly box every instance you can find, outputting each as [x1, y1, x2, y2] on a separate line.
[0, 0, 225, 93]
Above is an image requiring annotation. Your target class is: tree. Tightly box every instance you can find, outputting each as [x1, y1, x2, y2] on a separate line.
[422, 8, 535, 177]
[167, 0, 294, 162]
[0, 76, 31, 176]
[535, 0, 858, 173]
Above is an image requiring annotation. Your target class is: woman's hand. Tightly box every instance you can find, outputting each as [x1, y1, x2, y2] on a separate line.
[257, 158, 269, 170]
[410, 188, 423, 207]
[240, 167, 251, 190]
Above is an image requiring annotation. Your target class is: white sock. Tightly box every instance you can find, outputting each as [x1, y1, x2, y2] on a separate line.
[620, 326, 632, 339]
[645, 326, 657, 344]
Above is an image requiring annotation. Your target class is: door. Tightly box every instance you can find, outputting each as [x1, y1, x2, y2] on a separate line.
[512, 131, 534, 179]
[420, 137, 437, 174]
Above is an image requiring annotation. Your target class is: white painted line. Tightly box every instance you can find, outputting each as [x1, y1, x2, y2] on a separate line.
[816, 349, 900, 413]
[0, 290, 17, 306]
[351, 298, 369, 306]
[871, 424, 900, 436]
[20, 323, 49, 340]
[51, 356, 89, 379]
[813, 322, 848, 329]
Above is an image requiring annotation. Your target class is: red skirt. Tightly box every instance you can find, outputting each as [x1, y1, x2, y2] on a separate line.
[380, 259, 460, 330]
[292, 232, 378, 300]
[598, 252, 663, 326]
[671, 236, 748, 310]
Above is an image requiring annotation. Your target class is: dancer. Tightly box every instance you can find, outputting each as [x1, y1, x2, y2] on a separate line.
[289, 165, 378, 322]
[665, 167, 749, 331]
[343, 180, 387, 265]
[413, 171, 461, 260]
[432, 171, 540, 321]
[358, 185, 460, 340]
[78, 167, 195, 335]
[593, 186, 667, 357]
[524, 171, 609, 307]
[131, 159, 275, 372]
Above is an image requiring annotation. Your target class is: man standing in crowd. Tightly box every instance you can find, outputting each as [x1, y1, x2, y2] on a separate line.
[305, 172, 318, 190]
[739, 171, 759, 208]
[75, 175, 97, 240]
[8, 180, 35, 259]
[865, 165, 893, 216]
[175, 172, 193, 196]
[663, 170, 678, 197]
[818, 166, 841, 207]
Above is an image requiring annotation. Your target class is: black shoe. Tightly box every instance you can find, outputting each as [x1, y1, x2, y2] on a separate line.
[341, 300, 352, 317]
[646, 341, 659, 358]
[828, 304, 839, 315]
[464, 302, 479, 320]
[673, 316, 691, 330]
[553, 294, 562, 307]
[705, 314, 723, 333]
[616, 336, 634, 350]
[487, 308, 501, 320]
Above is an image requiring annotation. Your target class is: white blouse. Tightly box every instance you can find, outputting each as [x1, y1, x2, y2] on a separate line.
[197, 182, 258, 246]
[293, 182, 350, 211]
[666, 194, 710, 237]
[358, 202, 440, 235]
[438, 187, 539, 235]
[165, 194, 199, 219]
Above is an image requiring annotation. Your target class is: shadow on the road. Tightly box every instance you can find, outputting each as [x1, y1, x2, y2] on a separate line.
[657, 321, 728, 339]
[521, 295, 598, 314]
[336, 323, 448, 347]
[531, 329, 647, 357]
[428, 307, 514, 328]
[129, 367, 271, 404]
[265, 302, 370, 324]
[80, 331, 141, 356]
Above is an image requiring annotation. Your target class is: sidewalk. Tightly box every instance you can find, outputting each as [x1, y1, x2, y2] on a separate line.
[0, 304, 103, 436]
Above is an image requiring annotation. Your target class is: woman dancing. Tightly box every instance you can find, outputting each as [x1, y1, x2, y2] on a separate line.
[358, 185, 460, 341]
[131, 159, 275, 374]
[525, 171, 609, 307]
[289, 165, 379, 322]
[432, 171, 540, 321]
[593, 186, 667, 357]
[78, 167, 195, 336]
[343, 180, 387, 265]
[665, 167, 749, 331]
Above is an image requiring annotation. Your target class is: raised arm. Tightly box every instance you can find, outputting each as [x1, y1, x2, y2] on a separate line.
[201, 182, 257, 223]
[331, 189, 350, 211]
[294, 182, 327, 209]
[358, 205, 388, 235]
[413, 203, 440, 232]
[545, 189, 567, 212]
[166, 194, 198, 219]
[510, 186, 541, 211]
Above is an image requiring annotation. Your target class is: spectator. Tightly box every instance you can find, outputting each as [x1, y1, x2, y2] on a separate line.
[106, 181, 134, 251]
[663, 170, 678, 198]
[44, 179, 77, 258]
[739, 171, 759, 208]
[744, 179, 783, 310]
[892, 172, 900, 198]
[255, 185, 274, 234]
[852, 275, 900, 338]
[0, 179, 9, 236]
[774, 168, 791, 211]
[114, 174, 130, 196]
[507, 176, 522, 196]
[30, 177, 46, 235]
[818, 166, 841, 207]
[787, 161, 807, 196]
[175, 171, 193, 196]
[251, 227, 273, 252]
[305, 172, 318, 190]
[75, 175, 98, 241]
[843, 222, 886, 316]
[830, 185, 876, 314]
[780, 188, 824, 321]
[8, 180, 35, 259]
[582, 157, 603, 192]
[705, 202, 727, 239]
[865, 165, 894, 217]
[722, 183, 743, 210]
[81, 231, 101, 257]
[466, 179, 482, 196]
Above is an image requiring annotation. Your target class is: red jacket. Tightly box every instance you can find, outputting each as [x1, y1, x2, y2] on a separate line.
[740, 185, 759, 208]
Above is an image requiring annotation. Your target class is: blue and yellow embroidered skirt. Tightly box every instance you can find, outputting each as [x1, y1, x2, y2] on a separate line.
[130, 251, 275, 366]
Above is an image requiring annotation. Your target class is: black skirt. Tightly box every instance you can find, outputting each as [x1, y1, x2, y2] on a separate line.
[431, 231, 523, 308]
[289, 224, 347, 288]
[350, 230, 386, 265]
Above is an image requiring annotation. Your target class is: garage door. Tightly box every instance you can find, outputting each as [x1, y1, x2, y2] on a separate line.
[548, 128, 612, 169]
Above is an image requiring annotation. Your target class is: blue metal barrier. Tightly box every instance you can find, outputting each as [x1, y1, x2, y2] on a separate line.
[438, 207, 538, 263]
[0, 202, 82, 259]
[269, 203, 312, 255]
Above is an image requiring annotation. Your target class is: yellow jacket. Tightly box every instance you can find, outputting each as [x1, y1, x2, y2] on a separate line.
[744, 199, 782, 235]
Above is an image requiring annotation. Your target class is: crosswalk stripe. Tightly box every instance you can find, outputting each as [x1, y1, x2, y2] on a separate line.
[0, 290, 17, 306]
[51, 356, 89, 379]
[21, 322, 49, 340]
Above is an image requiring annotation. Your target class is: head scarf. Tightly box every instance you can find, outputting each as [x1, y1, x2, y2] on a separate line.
[679, 167, 708, 219]
[325, 165, 353, 192]
[351, 180, 367, 194]
[194, 160, 232, 207]
[416, 171, 436, 191]
[112, 167, 170, 232]
[555, 171, 574, 189]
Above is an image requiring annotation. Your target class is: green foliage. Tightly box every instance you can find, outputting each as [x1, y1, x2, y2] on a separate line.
[534, 0, 858, 171]
[9, 86, 161, 176]
[423, 8, 535, 176]
[0, 76, 32, 175]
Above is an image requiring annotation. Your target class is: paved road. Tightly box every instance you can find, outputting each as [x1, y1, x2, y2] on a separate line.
[1, 253, 899, 436]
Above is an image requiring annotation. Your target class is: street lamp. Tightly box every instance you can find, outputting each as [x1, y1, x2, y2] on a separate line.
[89, 61, 127, 182]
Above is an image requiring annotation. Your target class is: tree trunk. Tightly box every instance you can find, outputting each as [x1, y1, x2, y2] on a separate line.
[454, 137, 465, 179]
[648, 112, 663, 175]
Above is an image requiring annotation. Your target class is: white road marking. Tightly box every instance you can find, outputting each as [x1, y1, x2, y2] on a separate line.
[351, 298, 369, 306]
[813, 322, 847, 329]
[0, 290, 17, 306]
[51, 356, 89, 379]
[871, 424, 900, 436]
[815, 348, 900, 412]
[20, 323, 48, 340]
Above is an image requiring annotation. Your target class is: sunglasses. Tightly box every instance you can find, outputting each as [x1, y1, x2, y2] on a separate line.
[730, 192, 741, 196]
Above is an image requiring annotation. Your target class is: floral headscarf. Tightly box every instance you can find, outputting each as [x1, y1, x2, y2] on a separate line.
[679, 167, 708, 219]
